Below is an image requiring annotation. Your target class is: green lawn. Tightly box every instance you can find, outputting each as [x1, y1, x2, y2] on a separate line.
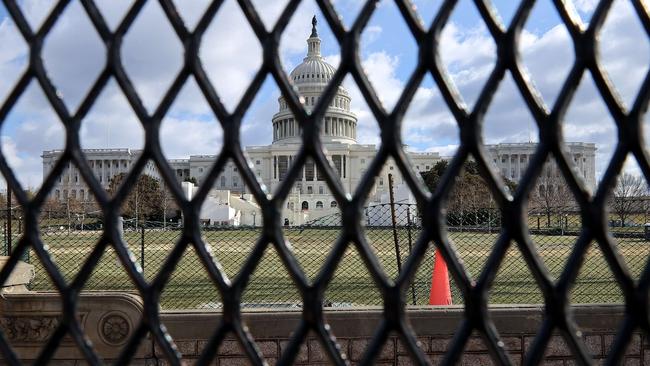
[18, 226, 649, 309]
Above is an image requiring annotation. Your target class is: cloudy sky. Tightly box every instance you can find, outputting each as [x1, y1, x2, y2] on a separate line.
[0, 0, 647, 191]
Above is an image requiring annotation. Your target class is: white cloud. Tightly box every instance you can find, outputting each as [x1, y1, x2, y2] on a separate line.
[361, 51, 402, 110]
[573, 0, 599, 13]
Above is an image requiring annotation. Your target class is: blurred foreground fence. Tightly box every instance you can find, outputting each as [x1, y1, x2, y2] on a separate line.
[1, 201, 649, 309]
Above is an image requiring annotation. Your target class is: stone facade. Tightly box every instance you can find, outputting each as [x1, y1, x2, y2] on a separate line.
[41, 148, 159, 201]
[486, 142, 597, 193]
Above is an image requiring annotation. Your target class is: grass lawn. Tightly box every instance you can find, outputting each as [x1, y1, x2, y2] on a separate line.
[18, 226, 649, 309]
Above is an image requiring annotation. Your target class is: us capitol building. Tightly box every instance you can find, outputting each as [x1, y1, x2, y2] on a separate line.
[42, 19, 596, 225]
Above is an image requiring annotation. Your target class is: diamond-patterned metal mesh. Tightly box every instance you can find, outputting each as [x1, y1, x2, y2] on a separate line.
[0, 0, 649, 365]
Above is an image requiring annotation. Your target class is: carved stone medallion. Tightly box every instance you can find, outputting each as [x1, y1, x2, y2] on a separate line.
[100, 313, 130, 345]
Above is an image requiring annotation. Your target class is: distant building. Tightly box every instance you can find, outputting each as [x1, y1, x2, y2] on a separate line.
[486, 142, 597, 192]
[41, 148, 160, 202]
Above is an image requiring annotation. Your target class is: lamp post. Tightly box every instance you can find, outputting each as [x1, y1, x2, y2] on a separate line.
[251, 211, 256, 227]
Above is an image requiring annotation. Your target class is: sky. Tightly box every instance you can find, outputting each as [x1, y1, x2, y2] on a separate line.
[0, 0, 648, 191]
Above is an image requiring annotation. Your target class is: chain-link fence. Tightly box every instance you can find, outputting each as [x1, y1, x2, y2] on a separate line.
[6, 199, 648, 309]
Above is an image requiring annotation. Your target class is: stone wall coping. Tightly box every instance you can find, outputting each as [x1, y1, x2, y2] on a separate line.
[161, 304, 626, 340]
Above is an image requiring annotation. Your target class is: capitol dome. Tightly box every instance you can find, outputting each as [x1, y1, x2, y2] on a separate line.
[272, 17, 357, 144]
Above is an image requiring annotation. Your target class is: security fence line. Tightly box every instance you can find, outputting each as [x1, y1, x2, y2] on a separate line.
[1, 201, 648, 309]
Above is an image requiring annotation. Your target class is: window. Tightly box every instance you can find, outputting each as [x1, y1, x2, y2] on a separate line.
[256, 160, 261, 165]
[233, 176, 238, 187]
[330, 201, 337, 208]
[199, 168, 203, 173]
[425, 165, 430, 170]
[220, 176, 226, 187]
[233, 167, 238, 172]
[307, 186, 313, 194]
[379, 178, 384, 186]
[278, 156, 288, 181]
[316, 201, 323, 209]
[318, 186, 324, 194]
[301, 201, 309, 211]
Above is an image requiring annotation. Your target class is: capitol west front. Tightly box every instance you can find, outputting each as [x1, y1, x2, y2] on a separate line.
[42, 20, 596, 225]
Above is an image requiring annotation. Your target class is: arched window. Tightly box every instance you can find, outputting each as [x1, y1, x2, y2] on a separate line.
[316, 201, 323, 209]
[330, 201, 337, 208]
[302, 201, 309, 211]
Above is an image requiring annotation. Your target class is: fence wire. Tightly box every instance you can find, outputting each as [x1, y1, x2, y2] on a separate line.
[6, 200, 649, 310]
[1, 0, 650, 365]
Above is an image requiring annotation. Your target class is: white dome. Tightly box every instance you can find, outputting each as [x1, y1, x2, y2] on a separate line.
[272, 17, 357, 145]
[289, 58, 336, 84]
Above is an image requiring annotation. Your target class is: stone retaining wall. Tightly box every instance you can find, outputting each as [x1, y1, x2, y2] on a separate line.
[0, 292, 645, 365]
[159, 306, 644, 365]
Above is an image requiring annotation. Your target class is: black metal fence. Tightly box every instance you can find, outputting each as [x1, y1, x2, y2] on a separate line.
[4, 200, 648, 309]
[2, 0, 650, 364]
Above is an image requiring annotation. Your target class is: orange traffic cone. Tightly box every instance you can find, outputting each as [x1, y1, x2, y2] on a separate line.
[429, 248, 452, 305]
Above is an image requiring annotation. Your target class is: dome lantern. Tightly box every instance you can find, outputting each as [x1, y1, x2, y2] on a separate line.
[306, 15, 321, 59]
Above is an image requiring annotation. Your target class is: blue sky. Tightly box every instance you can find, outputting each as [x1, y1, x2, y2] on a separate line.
[0, 0, 646, 191]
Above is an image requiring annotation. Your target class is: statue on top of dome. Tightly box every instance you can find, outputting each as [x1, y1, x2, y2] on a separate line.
[311, 15, 318, 38]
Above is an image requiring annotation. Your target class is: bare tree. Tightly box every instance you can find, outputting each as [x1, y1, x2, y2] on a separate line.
[532, 166, 571, 228]
[612, 173, 647, 227]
